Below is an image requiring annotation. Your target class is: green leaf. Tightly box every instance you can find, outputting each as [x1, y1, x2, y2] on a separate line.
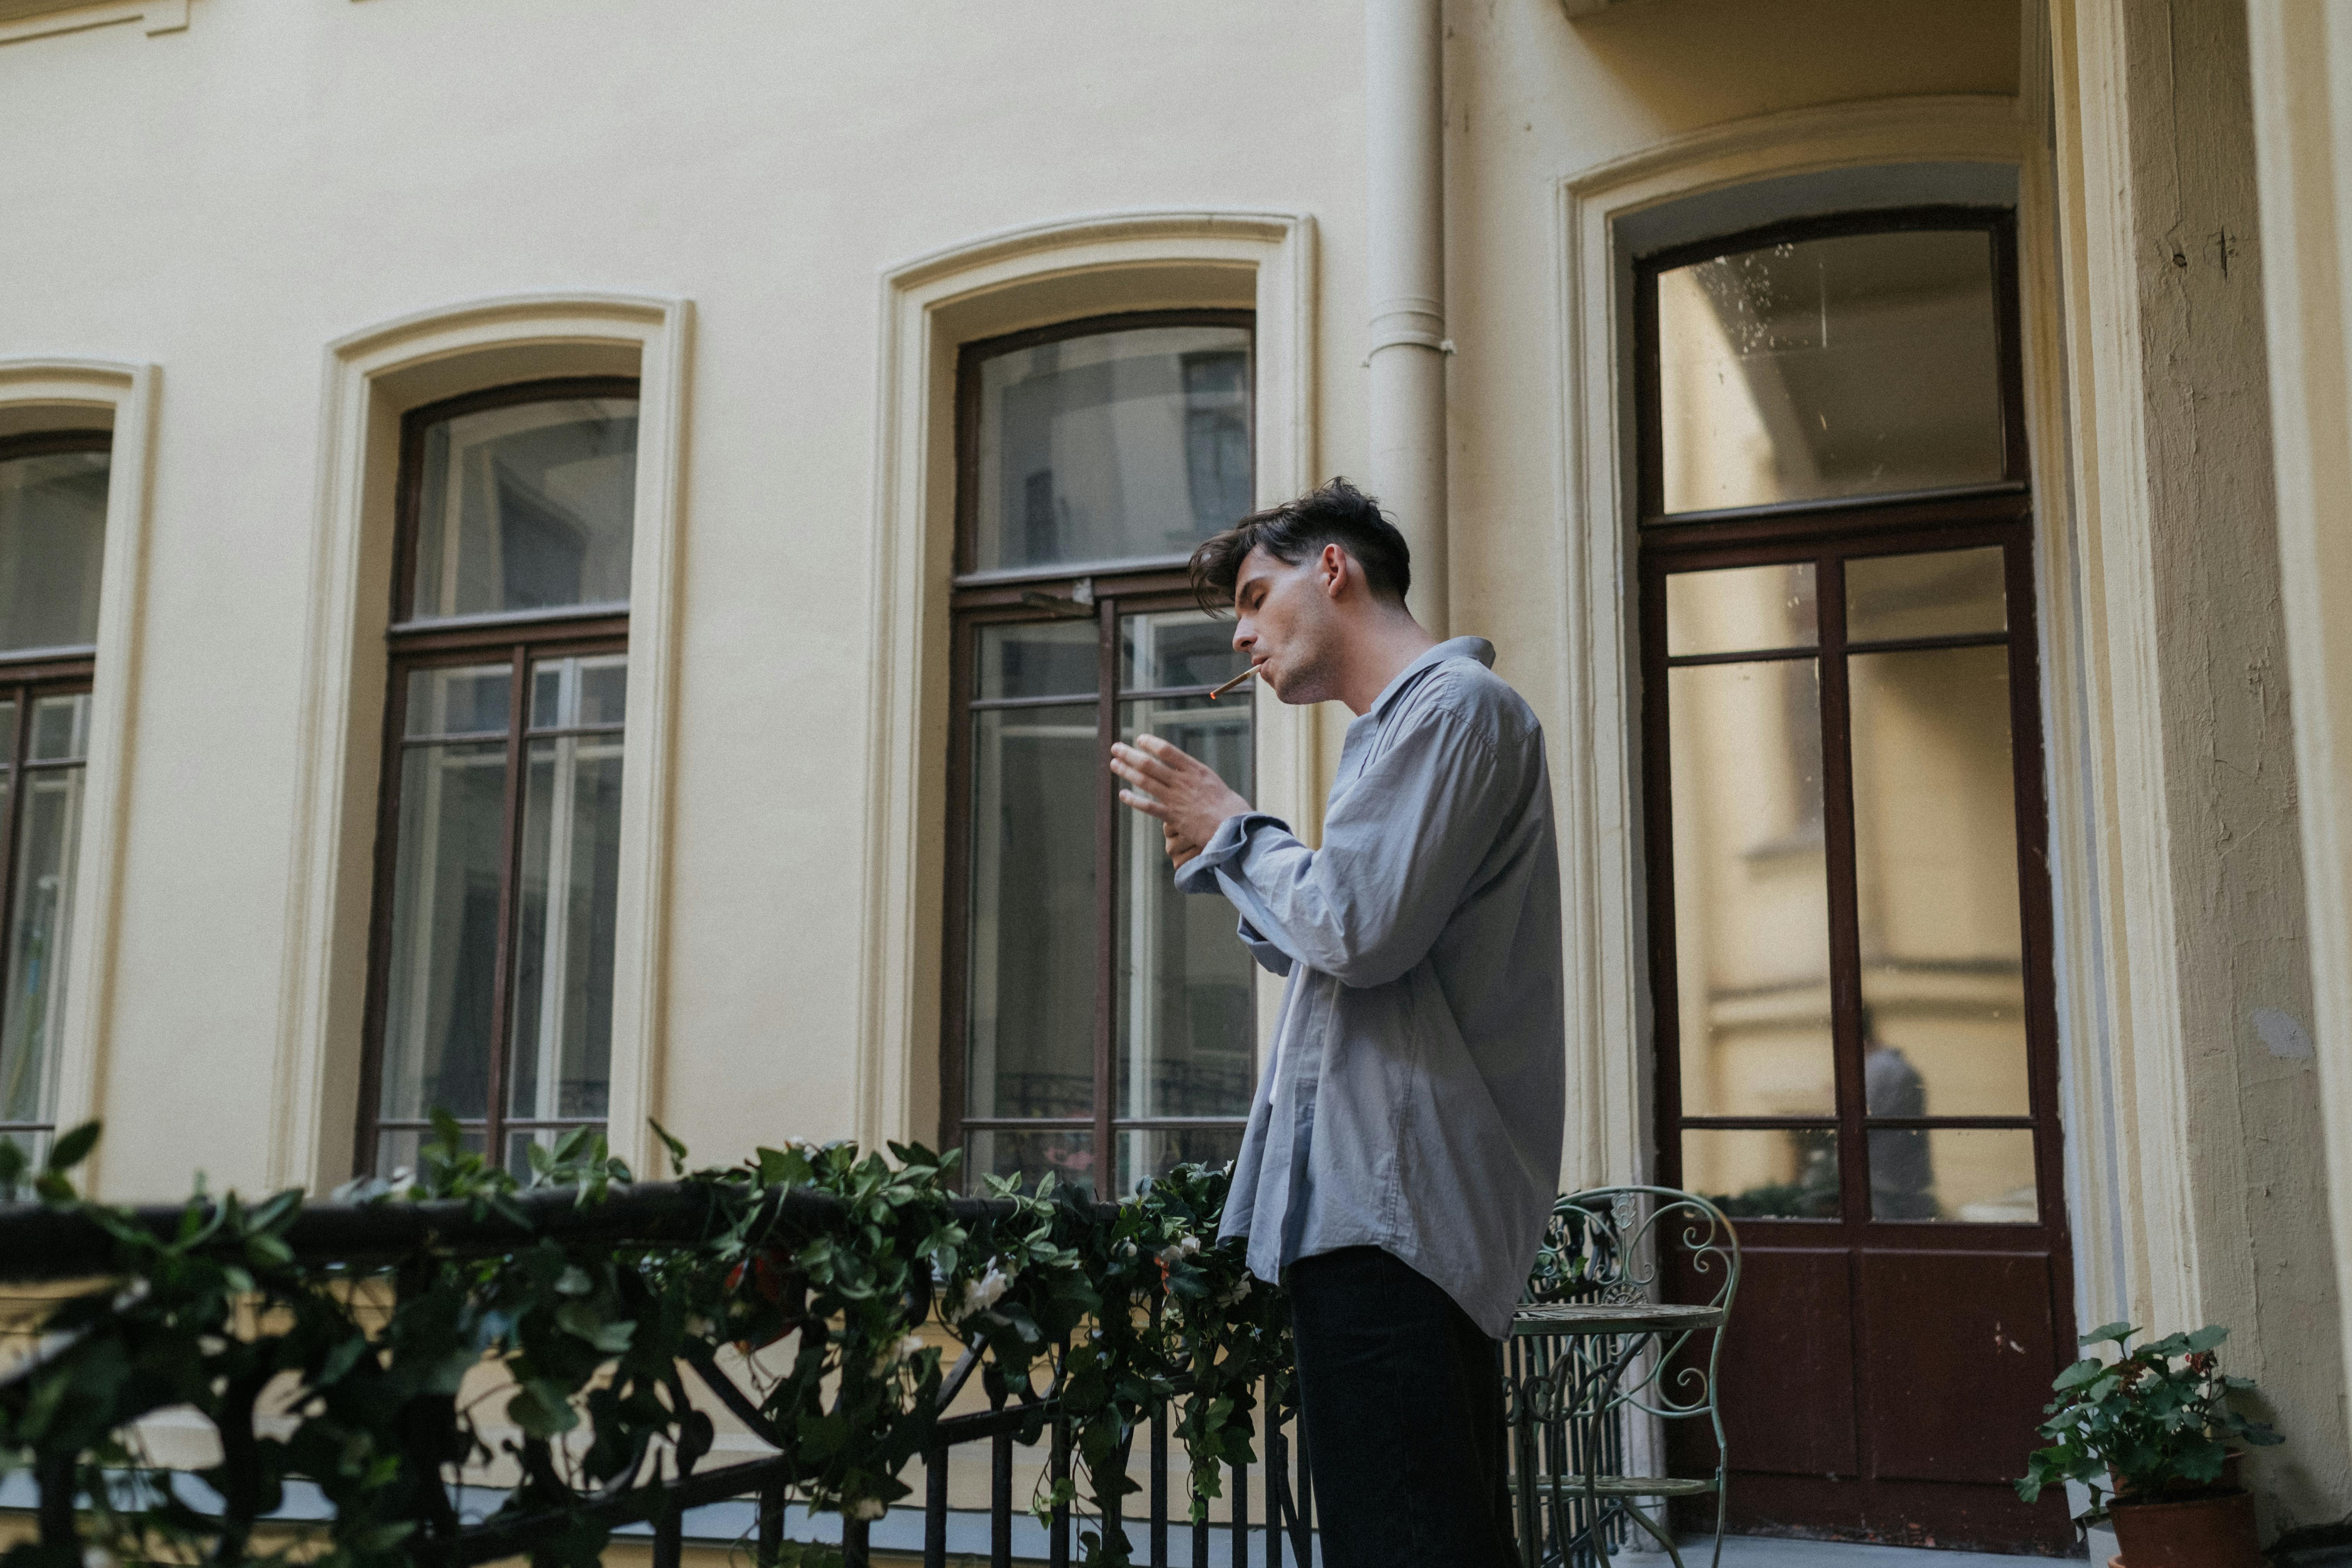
[45, 1120, 100, 1173]
[2079, 1321, 2135, 1347]
[2184, 1324, 2229, 1353]
[650, 1117, 690, 1176]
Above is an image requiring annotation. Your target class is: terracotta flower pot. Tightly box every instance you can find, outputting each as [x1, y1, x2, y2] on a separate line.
[2107, 1488, 2261, 1568]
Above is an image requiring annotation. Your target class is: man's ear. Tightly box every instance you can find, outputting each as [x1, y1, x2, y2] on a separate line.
[1318, 543, 1349, 600]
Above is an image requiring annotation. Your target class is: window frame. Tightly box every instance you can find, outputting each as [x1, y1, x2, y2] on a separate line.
[941, 309, 1257, 1195]
[353, 376, 639, 1176]
[0, 428, 108, 1152]
[1634, 206, 2067, 1241]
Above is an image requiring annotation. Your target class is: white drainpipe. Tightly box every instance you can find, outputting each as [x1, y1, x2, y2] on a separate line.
[1366, 0, 1450, 636]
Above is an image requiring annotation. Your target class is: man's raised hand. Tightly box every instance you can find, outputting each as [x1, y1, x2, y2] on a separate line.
[1110, 733, 1252, 869]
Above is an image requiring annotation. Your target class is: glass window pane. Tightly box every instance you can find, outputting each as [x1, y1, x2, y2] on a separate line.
[1658, 229, 2004, 515]
[407, 664, 512, 738]
[505, 1127, 606, 1184]
[0, 768, 77, 1132]
[1668, 660, 1835, 1118]
[1872, 1127, 2037, 1223]
[530, 653, 627, 730]
[0, 448, 107, 651]
[1118, 692, 1253, 1122]
[410, 396, 638, 619]
[965, 1127, 1094, 1201]
[27, 694, 88, 764]
[377, 740, 510, 1124]
[1846, 546, 2008, 642]
[976, 619, 1099, 701]
[1121, 608, 1248, 692]
[967, 703, 1098, 1119]
[1666, 562, 1818, 657]
[1851, 646, 2030, 1116]
[1685, 1128, 1839, 1218]
[1117, 1125, 1246, 1201]
[972, 325, 1252, 573]
[507, 726, 625, 1130]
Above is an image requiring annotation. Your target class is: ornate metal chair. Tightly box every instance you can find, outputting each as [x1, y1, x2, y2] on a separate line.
[1505, 1186, 1740, 1568]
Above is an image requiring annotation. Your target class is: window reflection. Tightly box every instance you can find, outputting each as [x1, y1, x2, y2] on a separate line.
[410, 397, 638, 619]
[0, 449, 107, 652]
[1657, 229, 2004, 515]
[972, 325, 1252, 573]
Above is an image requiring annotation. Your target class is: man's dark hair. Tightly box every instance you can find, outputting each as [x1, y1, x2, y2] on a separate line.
[1188, 477, 1412, 613]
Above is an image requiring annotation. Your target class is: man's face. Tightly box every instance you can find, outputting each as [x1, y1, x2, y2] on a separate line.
[1230, 543, 1339, 703]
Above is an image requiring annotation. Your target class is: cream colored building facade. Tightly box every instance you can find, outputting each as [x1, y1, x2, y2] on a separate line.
[6, 0, 2352, 1554]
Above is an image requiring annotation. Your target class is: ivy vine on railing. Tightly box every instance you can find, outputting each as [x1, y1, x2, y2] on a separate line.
[0, 1116, 1291, 1568]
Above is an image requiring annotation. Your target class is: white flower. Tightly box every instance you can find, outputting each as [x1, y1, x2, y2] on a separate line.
[1159, 1245, 1183, 1266]
[849, 1497, 887, 1521]
[84, 1547, 116, 1568]
[1179, 1235, 1201, 1256]
[949, 1262, 1013, 1323]
[871, 1332, 928, 1377]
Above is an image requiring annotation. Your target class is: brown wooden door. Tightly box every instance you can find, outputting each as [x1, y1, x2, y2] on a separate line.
[1635, 210, 2076, 1553]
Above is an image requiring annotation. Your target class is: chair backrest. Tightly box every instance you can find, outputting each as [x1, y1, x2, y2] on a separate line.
[1524, 1184, 1741, 1313]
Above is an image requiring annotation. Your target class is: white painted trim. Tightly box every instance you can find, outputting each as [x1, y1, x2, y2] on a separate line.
[0, 360, 158, 1195]
[2246, 0, 2352, 1394]
[2041, 0, 2203, 1334]
[271, 294, 692, 1190]
[0, 0, 183, 46]
[860, 209, 1318, 1152]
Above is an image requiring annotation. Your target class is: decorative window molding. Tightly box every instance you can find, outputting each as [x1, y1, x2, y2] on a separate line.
[861, 210, 1317, 1154]
[0, 0, 185, 47]
[0, 360, 159, 1196]
[1547, 96, 2136, 1320]
[272, 296, 692, 1191]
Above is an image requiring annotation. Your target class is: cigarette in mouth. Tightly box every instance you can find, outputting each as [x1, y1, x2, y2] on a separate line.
[1209, 666, 1260, 700]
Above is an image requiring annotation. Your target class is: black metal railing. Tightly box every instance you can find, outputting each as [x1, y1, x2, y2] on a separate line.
[0, 1183, 1314, 1568]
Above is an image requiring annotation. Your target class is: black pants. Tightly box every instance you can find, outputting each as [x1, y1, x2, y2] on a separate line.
[1286, 1246, 1519, 1568]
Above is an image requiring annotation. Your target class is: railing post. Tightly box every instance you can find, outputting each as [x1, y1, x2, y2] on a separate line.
[1150, 1405, 1169, 1568]
[758, 1475, 786, 1565]
[35, 1451, 73, 1562]
[1231, 1454, 1248, 1568]
[653, 1504, 683, 1568]
[1049, 1414, 1071, 1568]
[991, 1430, 1014, 1568]
[924, 1442, 949, 1568]
[843, 1513, 871, 1568]
[1267, 1405, 1286, 1568]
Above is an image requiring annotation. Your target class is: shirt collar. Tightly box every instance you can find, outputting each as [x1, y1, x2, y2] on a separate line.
[1363, 636, 1497, 722]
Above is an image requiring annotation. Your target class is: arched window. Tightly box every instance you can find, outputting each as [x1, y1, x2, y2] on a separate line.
[944, 311, 1257, 1200]
[358, 379, 639, 1177]
[0, 429, 110, 1163]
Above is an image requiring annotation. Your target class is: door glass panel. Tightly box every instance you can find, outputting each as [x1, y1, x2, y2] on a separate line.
[1847, 546, 2008, 641]
[377, 740, 510, 1129]
[1668, 660, 1834, 1117]
[27, 695, 88, 763]
[1666, 562, 1818, 657]
[971, 325, 1252, 574]
[976, 619, 1100, 701]
[967, 704, 1097, 1120]
[1872, 1127, 2038, 1223]
[506, 712, 625, 1137]
[1121, 608, 1249, 692]
[1685, 1128, 1839, 1218]
[966, 1127, 1095, 1201]
[1117, 689, 1253, 1123]
[0, 448, 108, 652]
[1850, 645, 2029, 1116]
[1118, 1126, 1247, 1200]
[409, 396, 639, 619]
[376, 1123, 486, 1179]
[1657, 229, 2003, 515]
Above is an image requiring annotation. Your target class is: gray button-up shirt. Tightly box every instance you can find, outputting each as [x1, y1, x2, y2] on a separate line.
[1174, 637, 1564, 1338]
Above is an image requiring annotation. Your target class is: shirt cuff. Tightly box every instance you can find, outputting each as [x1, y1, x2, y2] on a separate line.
[1173, 811, 1291, 895]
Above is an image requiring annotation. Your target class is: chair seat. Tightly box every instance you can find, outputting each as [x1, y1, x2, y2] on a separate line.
[1530, 1474, 1719, 1500]
[1510, 1300, 1724, 1336]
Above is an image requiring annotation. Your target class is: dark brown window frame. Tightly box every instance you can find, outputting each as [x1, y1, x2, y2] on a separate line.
[941, 309, 1257, 1196]
[354, 376, 639, 1176]
[0, 429, 109, 1150]
[1634, 206, 2073, 1251]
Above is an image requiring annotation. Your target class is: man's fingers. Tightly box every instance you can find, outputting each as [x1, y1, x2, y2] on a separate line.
[1108, 743, 1179, 791]
[1134, 733, 1210, 774]
[1118, 787, 1172, 821]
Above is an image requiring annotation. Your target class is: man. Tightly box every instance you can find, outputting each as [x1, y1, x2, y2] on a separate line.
[1108, 478, 1562, 1568]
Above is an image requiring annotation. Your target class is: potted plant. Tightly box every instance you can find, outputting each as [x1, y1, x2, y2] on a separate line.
[2016, 1322, 2283, 1568]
